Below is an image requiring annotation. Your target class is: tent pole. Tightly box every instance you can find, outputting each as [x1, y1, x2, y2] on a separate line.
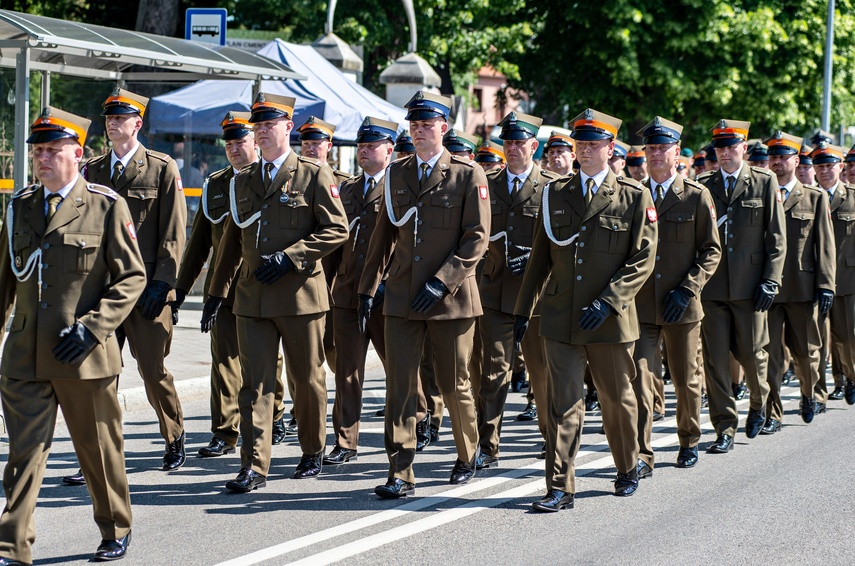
[14, 46, 30, 189]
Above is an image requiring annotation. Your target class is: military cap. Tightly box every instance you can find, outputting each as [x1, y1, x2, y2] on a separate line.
[704, 143, 718, 162]
[681, 147, 694, 157]
[297, 116, 336, 141]
[799, 144, 813, 166]
[545, 131, 574, 150]
[27, 106, 91, 146]
[626, 146, 646, 167]
[394, 131, 416, 153]
[693, 151, 706, 167]
[710, 119, 750, 147]
[443, 129, 479, 153]
[356, 116, 399, 144]
[748, 142, 768, 162]
[612, 140, 630, 159]
[249, 92, 296, 123]
[498, 111, 542, 140]
[570, 108, 621, 141]
[677, 156, 690, 172]
[404, 90, 452, 121]
[810, 129, 834, 146]
[637, 116, 683, 145]
[220, 111, 253, 141]
[474, 141, 506, 164]
[846, 145, 855, 163]
[101, 87, 148, 117]
[810, 141, 846, 164]
[764, 131, 802, 156]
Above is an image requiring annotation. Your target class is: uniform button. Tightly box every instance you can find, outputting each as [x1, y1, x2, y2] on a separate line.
[418, 202, 424, 207]
[576, 275, 582, 280]
[445, 202, 450, 208]
[656, 274, 661, 279]
[362, 210, 367, 215]
[728, 247, 733, 252]
[42, 243, 49, 250]
[415, 256, 421, 261]
[577, 259, 583, 264]
[263, 237, 268, 242]
[727, 207, 733, 212]
[418, 220, 423, 225]
[578, 242, 585, 248]
[358, 254, 364, 259]
[581, 226, 587, 231]
[42, 283, 48, 289]
[509, 212, 515, 217]
[416, 238, 422, 244]
[727, 220, 732, 225]
[359, 239, 365, 244]
[42, 263, 49, 268]
[41, 302, 48, 309]
[655, 255, 660, 260]
[508, 226, 514, 231]
[263, 204, 269, 209]
[263, 220, 269, 225]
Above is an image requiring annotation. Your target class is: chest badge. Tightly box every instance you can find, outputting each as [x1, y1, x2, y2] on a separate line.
[14, 255, 21, 269]
[280, 192, 290, 203]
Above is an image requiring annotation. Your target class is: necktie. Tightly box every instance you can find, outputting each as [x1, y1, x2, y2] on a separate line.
[725, 175, 735, 201]
[420, 162, 430, 187]
[366, 177, 376, 196]
[46, 193, 62, 223]
[264, 162, 275, 191]
[111, 161, 124, 187]
[585, 178, 595, 207]
[511, 177, 521, 199]
[656, 184, 665, 207]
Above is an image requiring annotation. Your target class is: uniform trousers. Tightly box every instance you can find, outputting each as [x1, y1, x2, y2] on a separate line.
[633, 321, 702, 467]
[419, 341, 445, 431]
[236, 312, 327, 475]
[701, 299, 771, 437]
[0, 376, 131, 564]
[543, 339, 638, 494]
[765, 302, 821, 421]
[818, 296, 855, 397]
[385, 316, 479, 484]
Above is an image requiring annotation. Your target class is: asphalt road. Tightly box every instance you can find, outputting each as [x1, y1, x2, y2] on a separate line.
[4, 320, 855, 565]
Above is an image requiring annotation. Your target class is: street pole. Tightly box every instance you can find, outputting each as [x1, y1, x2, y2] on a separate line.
[822, 0, 835, 132]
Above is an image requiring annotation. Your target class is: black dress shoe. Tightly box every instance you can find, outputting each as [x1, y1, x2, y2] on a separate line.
[585, 389, 600, 412]
[199, 437, 235, 457]
[272, 418, 286, 445]
[760, 418, 782, 435]
[614, 469, 639, 496]
[0, 556, 31, 565]
[531, 489, 574, 512]
[676, 446, 698, 468]
[830, 386, 846, 400]
[225, 468, 266, 493]
[293, 453, 322, 478]
[745, 408, 765, 439]
[475, 452, 499, 469]
[732, 381, 748, 400]
[93, 531, 130, 562]
[415, 414, 431, 452]
[285, 417, 298, 435]
[816, 402, 827, 414]
[375, 407, 385, 417]
[449, 452, 478, 485]
[517, 401, 537, 421]
[662, 368, 672, 385]
[636, 459, 653, 479]
[846, 380, 855, 405]
[537, 443, 546, 459]
[652, 412, 665, 422]
[510, 369, 528, 393]
[323, 446, 357, 465]
[62, 469, 85, 486]
[375, 478, 415, 499]
[429, 424, 440, 443]
[707, 434, 734, 453]
[162, 431, 186, 471]
[800, 395, 817, 424]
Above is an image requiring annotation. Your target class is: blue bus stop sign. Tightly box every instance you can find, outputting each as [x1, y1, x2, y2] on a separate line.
[185, 8, 227, 46]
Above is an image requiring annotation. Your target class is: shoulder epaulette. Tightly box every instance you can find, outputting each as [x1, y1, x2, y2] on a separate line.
[682, 177, 704, 190]
[145, 149, 172, 163]
[751, 166, 772, 176]
[86, 183, 119, 200]
[696, 170, 716, 181]
[297, 156, 322, 168]
[485, 168, 503, 179]
[616, 175, 642, 188]
[13, 184, 40, 199]
[540, 170, 558, 180]
[450, 155, 476, 167]
[208, 165, 232, 182]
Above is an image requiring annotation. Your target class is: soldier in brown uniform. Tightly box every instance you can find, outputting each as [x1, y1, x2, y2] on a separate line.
[357, 91, 490, 498]
[475, 141, 506, 173]
[812, 143, 855, 406]
[82, 88, 188, 471]
[626, 146, 649, 183]
[632, 117, 721, 475]
[760, 131, 835, 432]
[697, 120, 786, 453]
[609, 140, 629, 175]
[205, 93, 349, 492]
[514, 109, 657, 511]
[323, 117, 399, 465]
[0, 108, 145, 563]
[476, 111, 556, 469]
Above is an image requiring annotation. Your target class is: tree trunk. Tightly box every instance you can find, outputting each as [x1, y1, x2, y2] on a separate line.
[135, 0, 179, 37]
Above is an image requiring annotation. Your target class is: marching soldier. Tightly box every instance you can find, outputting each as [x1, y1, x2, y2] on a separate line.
[0, 108, 145, 563]
[761, 131, 835, 432]
[357, 90, 490, 498]
[632, 117, 721, 475]
[324, 117, 399, 465]
[82, 88, 188, 472]
[514, 108, 657, 511]
[205, 92, 348, 491]
[475, 141, 507, 172]
[697, 120, 786, 452]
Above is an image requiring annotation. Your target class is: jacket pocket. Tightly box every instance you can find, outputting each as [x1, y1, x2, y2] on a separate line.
[126, 187, 158, 223]
[740, 198, 764, 227]
[62, 232, 101, 273]
[596, 215, 630, 253]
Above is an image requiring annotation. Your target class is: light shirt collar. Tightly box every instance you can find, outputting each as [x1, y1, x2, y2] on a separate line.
[262, 148, 291, 180]
[364, 171, 384, 194]
[651, 173, 677, 200]
[110, 143, 140, 171]
[417, 152, 442, 178]
[507, 163, 534, 194]
[779, 178, 797, 199]
[826, 181, 841, 196]
[580, 168, 609, 195]
[722, 162, 744, 185]
[43, 174, 78, 212]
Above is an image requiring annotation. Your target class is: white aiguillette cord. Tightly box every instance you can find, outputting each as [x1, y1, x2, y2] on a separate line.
[229, 174, 264, 247]
[202, 176, 229, 224]
[542, 183, 580, 246]
[6, 186, 44, 299]
[383, 164, 419, 246]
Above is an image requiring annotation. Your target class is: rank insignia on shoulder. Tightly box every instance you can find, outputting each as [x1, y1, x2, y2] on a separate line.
[646, 207, 658, 222]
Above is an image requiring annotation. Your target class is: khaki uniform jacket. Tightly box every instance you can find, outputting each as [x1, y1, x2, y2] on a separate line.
[358, 150, 491, 320]
[332, 172, 386, 309]
[829, 183, 855, 296]
[84, 144, 187, 290]
[176, 166, 239, 307]
[776, 182, 835, 302]
[636, 176, 721, 325]
[209, 151, 349, 317]
[479, 165, 557, 314]
[514, 170, 657, 344]
[0, 176, 146, 380]
[698, 165, 786, 301]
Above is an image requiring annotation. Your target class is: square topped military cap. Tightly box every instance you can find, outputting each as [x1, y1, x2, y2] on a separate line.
[764, 131, 801, 156]
[101, 87, 149, 117]
[498, 111, 542, 140]
[220, 111, 253, 141]
[570, 108, 621, 141]
[404, 90, 452, 121]
[356, 116, 399, 144]
[637, 116, 683, 145]
[443, 129, 479, 153]
[810, 141, 846, 164]
[710, 119, 750, 148]
[297, 116, 337, 141]
[249, 92, 296, 123]
[474, 141, 506, 163]
[27, 106, 91, 146]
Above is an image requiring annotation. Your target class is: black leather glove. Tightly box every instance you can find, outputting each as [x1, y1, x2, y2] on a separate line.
[140, 280, 173, 321]
[579, 298, 612, 331]
[411, 277, 449, 314]
[816, 288, 834, 315]
[53, 322, 99, 365]
[507, 246, 532, 276]
[513, 315, 529, 351]
[662, 286, 693, 324]
[373, 281, 386, 310]
[201, 296, 224, 333]
[358, 294, 373, 333]
[254, 251, 293, 285]
[171, 288, 187, 326]
[753, 279, 778, 312]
